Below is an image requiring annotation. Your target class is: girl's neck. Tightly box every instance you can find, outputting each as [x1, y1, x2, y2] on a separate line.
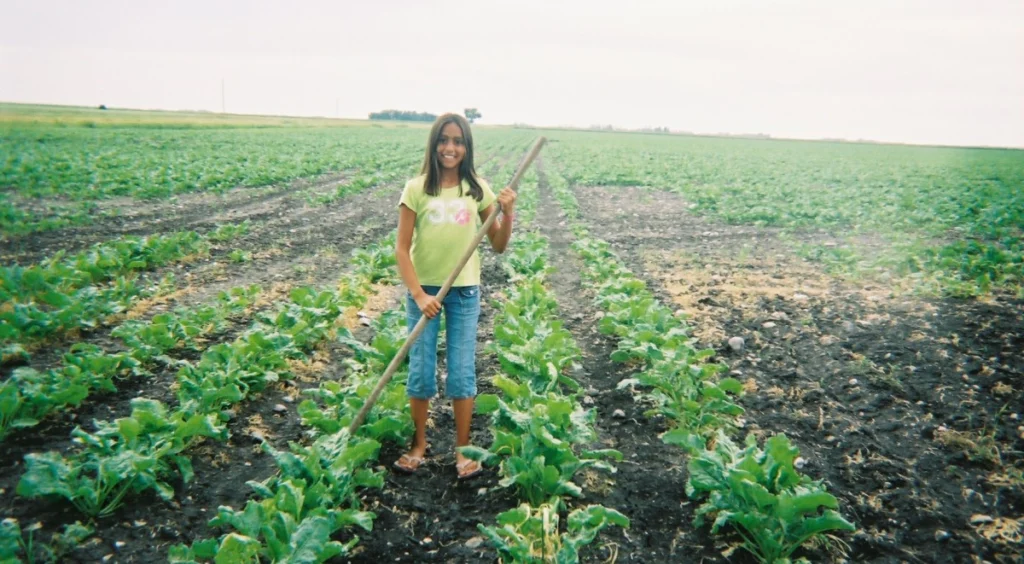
[439, 170, 461, 188]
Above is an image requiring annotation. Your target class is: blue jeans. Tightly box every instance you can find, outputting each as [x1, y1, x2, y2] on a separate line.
[406, 285, 480, 400]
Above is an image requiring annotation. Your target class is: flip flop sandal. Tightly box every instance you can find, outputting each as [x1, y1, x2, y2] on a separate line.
[456, 459, 484, 480]
[393, 453, 426, 474]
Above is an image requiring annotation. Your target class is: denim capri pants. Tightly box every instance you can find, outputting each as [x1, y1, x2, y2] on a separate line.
[405, 285, 480, 400]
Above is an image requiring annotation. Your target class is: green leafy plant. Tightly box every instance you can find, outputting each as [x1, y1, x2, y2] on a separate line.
[489, 283, 581, 395]
[0, 518, 92, 564]
[228, 249, 252, 263]
[171, 432, 383, 563]
[619, 350, 743, 450]
[0, 345, 143, 440]
[465, 381, 621, 506]
[480, 502, 630, 564]
[686, 431, 856, 563]
[17, 399, 225, 517]
[1, 231, 207, 344]
[209, 221, 251, 242]
[350, 231, 398, 284]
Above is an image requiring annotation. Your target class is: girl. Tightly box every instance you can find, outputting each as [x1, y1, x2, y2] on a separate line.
[394, 113, 516, 479]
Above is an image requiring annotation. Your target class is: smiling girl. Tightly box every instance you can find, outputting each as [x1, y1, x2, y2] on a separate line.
[394, 113, 517, 479]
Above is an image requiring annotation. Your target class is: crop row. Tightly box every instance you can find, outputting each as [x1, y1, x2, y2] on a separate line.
[3, 232, 402, 563]
[546, 132, 1024, 297]
[0, 284, 261, 442]
[1, 223, 250, 354]
[549, 171, 856, 563]
[460, 175, 629, 562]
[1, 125, 429, 235]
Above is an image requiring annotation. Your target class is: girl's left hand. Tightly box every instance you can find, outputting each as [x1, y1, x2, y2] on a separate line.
[497, 187, 517, 215]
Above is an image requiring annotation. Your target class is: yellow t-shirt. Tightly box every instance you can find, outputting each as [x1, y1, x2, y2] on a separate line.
[399, 174, 497, 287]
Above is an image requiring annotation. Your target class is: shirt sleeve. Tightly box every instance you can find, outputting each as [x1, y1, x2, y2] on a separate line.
[478, 179, 497, 212]
[399, 178, 421, 214]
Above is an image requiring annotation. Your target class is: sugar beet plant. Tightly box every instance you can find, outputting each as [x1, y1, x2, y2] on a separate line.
[552, 170, 854, 562]
[0, 344, 144, 441]
[169, 431, 385, 564]
[687, 430, 855, 564]
[462, 186, 629, 563]
[480, 502, 629, 564]
[0, 518, 93, 564]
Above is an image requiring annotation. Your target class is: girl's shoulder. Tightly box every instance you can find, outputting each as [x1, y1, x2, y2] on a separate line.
[405, 174, 427, 191]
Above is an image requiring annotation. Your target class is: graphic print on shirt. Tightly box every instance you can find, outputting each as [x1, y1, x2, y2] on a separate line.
[425, 199, 472, 226]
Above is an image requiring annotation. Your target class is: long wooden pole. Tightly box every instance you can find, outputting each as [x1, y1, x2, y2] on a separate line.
[347, 137, 547, 434]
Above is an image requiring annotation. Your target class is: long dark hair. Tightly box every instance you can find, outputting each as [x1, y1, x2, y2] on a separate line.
[421, 113, 485, 200]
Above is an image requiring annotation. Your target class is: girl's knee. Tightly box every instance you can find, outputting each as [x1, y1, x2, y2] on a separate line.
[445, 372, 477, 399]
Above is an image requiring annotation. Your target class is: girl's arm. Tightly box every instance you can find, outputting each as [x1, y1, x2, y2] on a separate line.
[397, 204, 441, 318]
[481, 187, 517, 254]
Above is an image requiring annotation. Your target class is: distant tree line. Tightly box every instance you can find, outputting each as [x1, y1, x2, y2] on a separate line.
[368, 110, 437, 122]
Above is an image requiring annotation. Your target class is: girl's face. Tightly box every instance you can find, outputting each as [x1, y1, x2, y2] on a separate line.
[436, 122, 466, 171]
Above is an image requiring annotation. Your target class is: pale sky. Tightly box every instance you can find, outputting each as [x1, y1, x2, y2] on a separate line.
[3, 0, 1023, 147]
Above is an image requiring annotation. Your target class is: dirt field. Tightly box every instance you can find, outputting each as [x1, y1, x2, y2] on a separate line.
[2, 153, 1021, 563]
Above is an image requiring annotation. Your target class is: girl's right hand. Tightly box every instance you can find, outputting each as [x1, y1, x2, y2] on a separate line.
[414, 292, 441, 319]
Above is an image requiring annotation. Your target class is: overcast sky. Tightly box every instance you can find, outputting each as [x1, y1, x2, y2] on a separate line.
[2, 0, 1022, 147]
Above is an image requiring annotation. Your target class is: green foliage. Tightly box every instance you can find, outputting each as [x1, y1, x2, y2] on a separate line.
[175, 330, 291, 417]
[208, 221, 251, 242]
[0, 518, 92, 564]
[489, 281, 581, 395]
[350, 231, 398, 284]
[0, 345, 143, 440]
[467, 383, 620, 506]
[1, 124, 425, 234]
[174, 433, 381, 563]
[217, 284, 261, 312]
[301, 310, 411, 443]
[500, 232, 552, 282]
[548, 131, 1024, 295]
[113, 304, 229, 360]
[1, 231, 207, 345]
[686, 431, 856, 563]
[620, 351, 743, 448]
[228, 249, 252, 263]
[17, 399, 225, 517]
[479, 502, 630, 564]
[168, 229, 404, 561]
[468, 217, 629, 559]
[572, 236, 743, 442]
[910, 237, 1023, 297]
[557, 183, 851, 561]
[1, 283, 260, 443]
[307, 167, 409, 206]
